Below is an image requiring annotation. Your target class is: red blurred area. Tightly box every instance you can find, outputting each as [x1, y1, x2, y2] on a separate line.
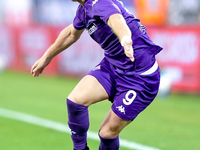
[1, 24, 200, 93]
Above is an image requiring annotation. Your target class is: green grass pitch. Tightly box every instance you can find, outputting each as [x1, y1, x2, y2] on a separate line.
[0, 71, 200, 150]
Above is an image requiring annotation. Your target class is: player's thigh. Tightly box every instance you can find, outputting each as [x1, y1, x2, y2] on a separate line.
[99, 109, 131, 138]
[68, 75, 109, 106]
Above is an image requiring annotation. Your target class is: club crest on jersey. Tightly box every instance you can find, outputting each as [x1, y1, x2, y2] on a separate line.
[87, 22, 98, 35]
[92, 0, 99, 6]
[139, 25, 146, 35]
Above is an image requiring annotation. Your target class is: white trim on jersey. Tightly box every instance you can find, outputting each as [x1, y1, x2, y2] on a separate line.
[140, 61, 158, 75]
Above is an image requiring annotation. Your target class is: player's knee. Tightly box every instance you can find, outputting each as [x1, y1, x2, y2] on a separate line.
[67, 93, 79, 104]
[99, 127, 119, 138]
[67, 93, 90, 106]
[67, 91, 84, 104]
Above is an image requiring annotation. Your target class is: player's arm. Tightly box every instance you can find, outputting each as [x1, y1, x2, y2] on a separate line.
[31, 24, 85, 77]
[107, 13, 134, 62]
[43, 24, 84, 60]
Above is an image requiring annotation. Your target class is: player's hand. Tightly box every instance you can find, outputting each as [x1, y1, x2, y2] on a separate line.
[31, 56, 51, 77]
[123, 37, 134, 62]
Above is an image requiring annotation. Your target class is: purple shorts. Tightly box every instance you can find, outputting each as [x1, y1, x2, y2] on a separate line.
[88, 58, 160, 121]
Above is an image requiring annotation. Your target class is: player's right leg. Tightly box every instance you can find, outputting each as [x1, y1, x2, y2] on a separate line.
[67, 75, 109, 150]
[68, 75, 109, 106]
[67, 58, 115, 150]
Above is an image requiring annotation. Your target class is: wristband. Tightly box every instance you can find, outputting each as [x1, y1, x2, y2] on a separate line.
[121, 35, 131, 46]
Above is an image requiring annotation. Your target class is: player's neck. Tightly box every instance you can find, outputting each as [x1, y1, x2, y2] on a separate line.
[78, 0, 85, 6]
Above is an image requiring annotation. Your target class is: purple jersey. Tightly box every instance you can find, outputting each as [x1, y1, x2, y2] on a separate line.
[73, 0, 162, 73]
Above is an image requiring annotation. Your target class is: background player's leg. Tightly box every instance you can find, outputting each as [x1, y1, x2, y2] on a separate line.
[67, 75, 109, 150]
[99, 109, 131, 150]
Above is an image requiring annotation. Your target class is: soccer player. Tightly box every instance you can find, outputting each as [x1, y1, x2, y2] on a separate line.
[31, 0, 163, 149]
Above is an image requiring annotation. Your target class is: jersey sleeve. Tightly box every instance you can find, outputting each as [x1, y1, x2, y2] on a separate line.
[92, 0, 122, 24]
[73, 5, 85, 30]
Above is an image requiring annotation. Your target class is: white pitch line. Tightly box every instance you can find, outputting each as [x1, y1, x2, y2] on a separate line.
[0, 107, 160, 150]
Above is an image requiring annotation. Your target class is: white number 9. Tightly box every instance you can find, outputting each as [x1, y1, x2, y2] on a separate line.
[123, 90, 137, 105]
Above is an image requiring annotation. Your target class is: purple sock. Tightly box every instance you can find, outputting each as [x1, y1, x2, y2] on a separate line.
[99, 134, 119, 150]
[67, 99, 89, 150]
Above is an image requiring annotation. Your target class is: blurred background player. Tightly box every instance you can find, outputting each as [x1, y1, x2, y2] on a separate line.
[31, 0, 163, 149]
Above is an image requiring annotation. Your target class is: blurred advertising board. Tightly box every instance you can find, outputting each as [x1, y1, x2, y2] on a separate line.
[0, 25, 58, 74]
[33, 0, 78, 25]
[149, 26, 200, 93]
[0, 26, 15, 70]
[2, 0, 33, 26]
[16, 25, 58, 74]
[0, 25, 199, 93]
[57, 31, 104, 77]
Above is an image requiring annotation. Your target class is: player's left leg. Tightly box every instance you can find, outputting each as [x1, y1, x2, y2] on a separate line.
[98, 109, 131, 150]
[98, 64, 161, 150]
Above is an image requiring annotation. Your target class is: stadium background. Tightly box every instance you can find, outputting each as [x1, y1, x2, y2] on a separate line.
[0, 0, 200, 93]
[0, 0, 200, 150]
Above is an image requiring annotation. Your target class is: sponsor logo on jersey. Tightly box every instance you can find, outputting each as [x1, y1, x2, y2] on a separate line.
[87, 22, 98, 35]
[116, 105, 125, 114]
